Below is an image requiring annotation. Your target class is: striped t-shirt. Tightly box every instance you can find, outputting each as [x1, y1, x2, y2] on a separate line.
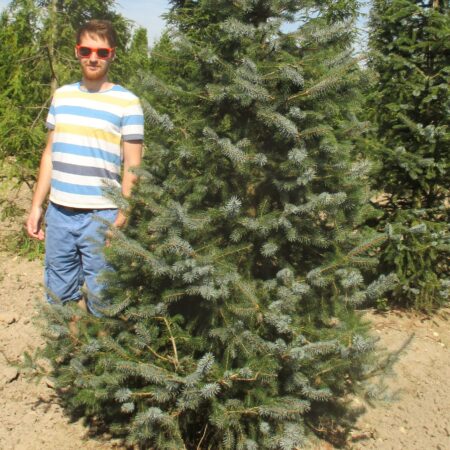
[46, 82, 144, 209]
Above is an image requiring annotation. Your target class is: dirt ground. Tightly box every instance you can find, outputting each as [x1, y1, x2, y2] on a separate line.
[0, 192, 449, 449]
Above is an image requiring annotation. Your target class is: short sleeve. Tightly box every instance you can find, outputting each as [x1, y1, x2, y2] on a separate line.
[46, 97, 56, 130]
[121, 98, 144, 141]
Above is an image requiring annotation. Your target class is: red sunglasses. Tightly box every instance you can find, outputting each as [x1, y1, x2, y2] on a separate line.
[76, 45, 115, 59]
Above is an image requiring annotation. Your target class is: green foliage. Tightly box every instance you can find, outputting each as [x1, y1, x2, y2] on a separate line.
[37, 0, 395, 448]
[0, 1, 49, 174]
[381, 211, 449, 311]
[366, 0, 450, 309]
[0, 159, 44, 259]
[1, 229, 45, 259]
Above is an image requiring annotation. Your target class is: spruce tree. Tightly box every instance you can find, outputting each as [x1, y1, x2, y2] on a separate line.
[367, 0, 449, 309]
[38, 1, 396, 448]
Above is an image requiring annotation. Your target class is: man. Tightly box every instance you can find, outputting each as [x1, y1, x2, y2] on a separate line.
[26, 20, 144, 316]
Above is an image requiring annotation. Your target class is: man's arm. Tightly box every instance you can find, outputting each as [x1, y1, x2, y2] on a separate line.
[114, 139, 143, 228]
[26, 130, 54, 240]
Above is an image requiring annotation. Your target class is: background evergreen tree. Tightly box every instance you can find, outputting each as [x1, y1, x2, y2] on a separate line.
[0, 0, 47, 182]
[38, 1, 397, 448]
[366, 0, 449, 310]
[126, 26, 151, 89]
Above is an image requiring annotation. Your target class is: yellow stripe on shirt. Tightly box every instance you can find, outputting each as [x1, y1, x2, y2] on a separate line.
[56, 91, 141, 108]
[55, 123, 121, 145]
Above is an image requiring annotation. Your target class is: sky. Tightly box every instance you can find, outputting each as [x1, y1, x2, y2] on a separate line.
[114, 0, 170, 44]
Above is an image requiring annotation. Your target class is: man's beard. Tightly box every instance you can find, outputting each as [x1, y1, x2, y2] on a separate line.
[81, 63, 108, 81]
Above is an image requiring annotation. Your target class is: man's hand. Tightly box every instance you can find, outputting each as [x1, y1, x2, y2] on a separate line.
[105, 210, 128, 247]
[26, 206, 45, 240]
[26, 130, 53, 240]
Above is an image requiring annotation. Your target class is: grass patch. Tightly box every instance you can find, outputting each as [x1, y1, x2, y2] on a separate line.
[0, 158, 43, 259]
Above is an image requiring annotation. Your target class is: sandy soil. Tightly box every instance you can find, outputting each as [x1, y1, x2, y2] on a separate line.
[0, 251, 120, 450]
[0, 194, 449, 449]
[351, 310, 450, 450]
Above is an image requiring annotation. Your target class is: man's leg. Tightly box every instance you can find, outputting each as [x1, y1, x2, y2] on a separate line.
[44, 203, 84, 304]
[77, 208, 118, 317]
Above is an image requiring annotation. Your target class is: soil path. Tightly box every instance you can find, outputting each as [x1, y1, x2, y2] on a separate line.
[351, 309, 450, 450]
[0, 198, 448, 449]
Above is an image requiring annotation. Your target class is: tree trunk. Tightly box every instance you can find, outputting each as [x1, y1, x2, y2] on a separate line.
[48, 0, 58, 94]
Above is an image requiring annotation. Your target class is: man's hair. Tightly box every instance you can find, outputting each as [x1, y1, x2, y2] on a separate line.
[76, 20, 117, 48]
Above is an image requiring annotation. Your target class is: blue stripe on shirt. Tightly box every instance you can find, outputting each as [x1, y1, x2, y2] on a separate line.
[122, 115, 145, 126]
[51, 179, 104, 196]
[54, 105, 121, 127]
[52, 142, 121, 165]
[52, 161, 120, 181]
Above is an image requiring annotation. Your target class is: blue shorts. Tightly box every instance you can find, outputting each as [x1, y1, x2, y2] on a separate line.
[44, 202, 118, 317]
